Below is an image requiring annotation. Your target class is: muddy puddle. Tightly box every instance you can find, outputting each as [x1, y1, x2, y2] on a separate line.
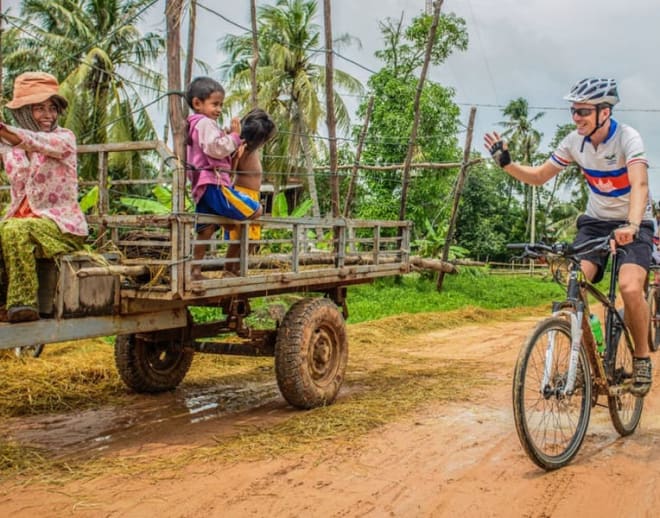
[0, 381, 291, 459]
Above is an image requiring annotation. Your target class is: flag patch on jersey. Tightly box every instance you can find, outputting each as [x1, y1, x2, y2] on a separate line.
[582, 167, 630, 197]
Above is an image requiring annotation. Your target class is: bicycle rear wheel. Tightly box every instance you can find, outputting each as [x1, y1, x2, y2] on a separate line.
[513, 317, 592, 470]
[647, 286, 660, 353]
[608, 316, 643, 435]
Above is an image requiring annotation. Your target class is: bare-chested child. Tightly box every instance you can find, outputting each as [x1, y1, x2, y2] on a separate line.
[225, 109, 276, 274]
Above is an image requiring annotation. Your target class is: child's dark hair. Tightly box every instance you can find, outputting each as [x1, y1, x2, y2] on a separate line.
[240, 108, 276, 153]
[184, 76, 225, 109]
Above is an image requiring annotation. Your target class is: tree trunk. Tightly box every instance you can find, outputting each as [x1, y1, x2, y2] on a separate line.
[399, 0, 444, 221]
[437, 107, 476, 291]
[166, 0, 186, 213]
[183, 0, 196, 118]
[323, 0, 339, 217]
[343, 95, 374, 217]
[300, 120, 321, 219]
[250, 0, 259, 109]
[0, 0, 3, 93]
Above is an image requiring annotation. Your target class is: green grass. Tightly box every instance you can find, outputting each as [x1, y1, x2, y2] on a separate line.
[346, 269, 563, 323]
[188, 268, 564, 327]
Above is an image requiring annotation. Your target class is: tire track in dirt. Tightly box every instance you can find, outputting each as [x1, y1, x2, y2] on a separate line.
[1, 316, 660, 517]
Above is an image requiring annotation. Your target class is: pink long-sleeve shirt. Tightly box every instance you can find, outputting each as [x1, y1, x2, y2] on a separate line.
[186, 113, 242, 203]
[0, 125, 88, 236]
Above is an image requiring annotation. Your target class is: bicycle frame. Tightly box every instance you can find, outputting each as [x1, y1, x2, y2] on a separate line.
[512, 236, 644, 470]
[550, 249, 630, 396]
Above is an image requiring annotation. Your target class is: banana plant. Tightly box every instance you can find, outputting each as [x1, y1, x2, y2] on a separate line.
[120, 185, 193, 214]
[262, 192, 314, 253]
[413, 218, 469, 259]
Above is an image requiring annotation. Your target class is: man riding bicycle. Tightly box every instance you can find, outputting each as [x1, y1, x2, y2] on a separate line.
[484, 77, 654, 396]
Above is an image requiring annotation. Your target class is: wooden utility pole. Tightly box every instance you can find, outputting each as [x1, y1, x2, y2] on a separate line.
[0, 0, 3, 97]
[183, 0, 196, 117]
[323, 0, 339, 217]
[343, 96, 374, 217]
[250, 0, 259, 109]
[166, 0, 186, 213]
[399, 0, 443, 221]
[436, 106, 477, 291]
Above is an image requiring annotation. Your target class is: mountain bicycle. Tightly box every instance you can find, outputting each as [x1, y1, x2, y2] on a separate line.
[510, 235, 644, 470]
[646, 264, 660, 353]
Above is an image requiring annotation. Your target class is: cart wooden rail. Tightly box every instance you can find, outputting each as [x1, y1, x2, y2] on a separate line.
[0, 141, 441, 409]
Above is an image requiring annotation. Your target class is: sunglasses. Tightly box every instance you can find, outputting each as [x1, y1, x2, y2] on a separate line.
[570, 107, 596, 117]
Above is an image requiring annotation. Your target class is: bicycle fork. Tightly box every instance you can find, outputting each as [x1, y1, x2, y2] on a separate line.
[546, 303, 585, 397]
[564, 306, 585, 396]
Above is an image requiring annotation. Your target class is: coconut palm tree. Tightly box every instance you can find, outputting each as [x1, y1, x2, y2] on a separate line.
[499, 97, 545, 240]
[500, 98, 544, 165]
[3, 0, 165, 182]
[219, 0, 363, 217]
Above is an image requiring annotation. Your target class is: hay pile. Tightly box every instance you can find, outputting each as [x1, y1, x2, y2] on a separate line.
[0, 306, 543, 482]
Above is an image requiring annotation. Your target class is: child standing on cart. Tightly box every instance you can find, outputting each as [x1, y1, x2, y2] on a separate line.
[0, 71, 88, 323]
[224, 108, 276, 274]
[184, 77, 262, 279]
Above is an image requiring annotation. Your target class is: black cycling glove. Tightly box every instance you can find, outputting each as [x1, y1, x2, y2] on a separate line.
[488, 140, 512, 168]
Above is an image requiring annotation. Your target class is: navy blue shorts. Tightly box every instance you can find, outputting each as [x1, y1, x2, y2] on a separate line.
[574, 215, 653, 283]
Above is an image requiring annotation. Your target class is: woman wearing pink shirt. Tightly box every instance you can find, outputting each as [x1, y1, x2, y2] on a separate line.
[0, 72, 88, 323]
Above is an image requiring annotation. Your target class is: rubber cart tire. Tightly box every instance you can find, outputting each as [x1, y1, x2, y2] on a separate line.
[114, 332, 193, 393]
[275, 297, 348, 409]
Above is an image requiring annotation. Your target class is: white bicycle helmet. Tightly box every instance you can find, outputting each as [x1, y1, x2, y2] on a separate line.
[563, 78, 619, 106]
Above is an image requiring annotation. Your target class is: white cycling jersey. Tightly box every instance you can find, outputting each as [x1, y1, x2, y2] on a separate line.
[550, 118, 653, 221]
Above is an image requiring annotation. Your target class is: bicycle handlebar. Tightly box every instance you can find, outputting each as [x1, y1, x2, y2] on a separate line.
[507, 234, 614, 261]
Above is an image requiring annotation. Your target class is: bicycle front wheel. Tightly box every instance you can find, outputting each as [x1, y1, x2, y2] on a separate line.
[513, 317, 592, 470]
[608, 315, 644, 435]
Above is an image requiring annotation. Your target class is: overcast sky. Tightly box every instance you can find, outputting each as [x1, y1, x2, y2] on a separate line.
[5, 0, 660, 197]
[148, 0, 660, 197]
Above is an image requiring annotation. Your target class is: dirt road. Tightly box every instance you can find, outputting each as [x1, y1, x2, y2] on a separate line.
[1, 316, 659, 517]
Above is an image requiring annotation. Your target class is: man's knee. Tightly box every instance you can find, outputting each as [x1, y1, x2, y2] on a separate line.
[618, 272, 646, 299]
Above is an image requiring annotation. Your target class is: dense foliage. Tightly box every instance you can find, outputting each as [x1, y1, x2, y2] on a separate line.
[352, 11, 467, 240]
[2, 0, 164, 181]
[0, 1, 586, 262]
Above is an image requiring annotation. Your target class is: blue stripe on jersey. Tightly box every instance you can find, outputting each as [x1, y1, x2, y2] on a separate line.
[587, 184, 631, 197]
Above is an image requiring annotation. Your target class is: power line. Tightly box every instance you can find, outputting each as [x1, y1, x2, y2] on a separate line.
[453, 101, 660, 113]
[465, 0, 499, 104]
[196, 1, 379, 76]
[6, 1, 659, 175]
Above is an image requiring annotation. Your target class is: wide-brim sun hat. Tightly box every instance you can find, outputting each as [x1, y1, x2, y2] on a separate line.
[5, 71, 68, 110]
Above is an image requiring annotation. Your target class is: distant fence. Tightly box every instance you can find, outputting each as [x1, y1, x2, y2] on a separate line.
[455, 259, 550, 276]
[486, 260, 550, 276]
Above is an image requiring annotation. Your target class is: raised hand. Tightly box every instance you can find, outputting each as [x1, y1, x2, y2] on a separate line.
[484, 132, 512, 167]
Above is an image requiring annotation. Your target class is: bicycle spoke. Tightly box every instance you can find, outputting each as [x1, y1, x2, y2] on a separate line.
[513, 318, 591, 470]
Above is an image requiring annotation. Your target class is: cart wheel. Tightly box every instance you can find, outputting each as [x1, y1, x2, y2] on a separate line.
[13, 344, 45, 358]
[275, 297, 348, 409]
[114, 332, 193, 393]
